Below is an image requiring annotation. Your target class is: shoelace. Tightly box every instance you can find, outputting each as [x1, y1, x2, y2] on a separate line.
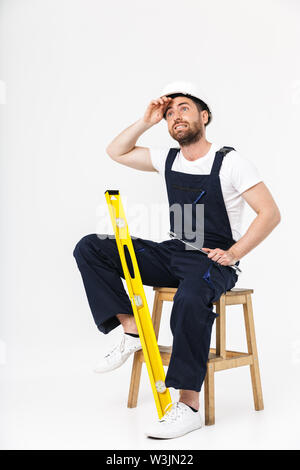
[104, 335, 126, 359]
[104, 335, 140, 360]
[159, 402, 188, 423]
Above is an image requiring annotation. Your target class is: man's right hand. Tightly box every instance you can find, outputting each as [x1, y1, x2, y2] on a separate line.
[142, 96, 172, 126]
[106, 95, 173, 172]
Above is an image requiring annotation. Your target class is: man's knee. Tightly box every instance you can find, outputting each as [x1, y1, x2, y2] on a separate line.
[73, 233, 114, 262]
[73, 233, 97, 261]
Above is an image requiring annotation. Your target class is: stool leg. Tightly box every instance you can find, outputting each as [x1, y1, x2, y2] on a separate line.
[204, 363, 215, 425]
[127, 352, 143, 408]
[243, 294, 264, 411]
[151, 292, 163, 339]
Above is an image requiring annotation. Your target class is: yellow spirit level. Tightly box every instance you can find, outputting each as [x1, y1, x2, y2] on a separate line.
[105, 190, 172, 419]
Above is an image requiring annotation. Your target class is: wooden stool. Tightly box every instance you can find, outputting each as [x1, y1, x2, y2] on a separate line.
[127, 287, 264, 425]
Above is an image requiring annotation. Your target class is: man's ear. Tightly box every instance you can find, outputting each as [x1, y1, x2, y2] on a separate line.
[201, 110, 209, 125]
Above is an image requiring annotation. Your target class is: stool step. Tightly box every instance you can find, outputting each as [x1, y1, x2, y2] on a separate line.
[137, 345, 253, 371]
[158, 345, 172, 353]
[136, 345, 172, 365]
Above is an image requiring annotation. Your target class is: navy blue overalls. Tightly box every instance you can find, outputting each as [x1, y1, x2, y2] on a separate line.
[73, 146, 240, 392]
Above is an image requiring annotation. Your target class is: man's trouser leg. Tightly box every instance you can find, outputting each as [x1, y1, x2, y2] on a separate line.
[73, 233, 179, 334]
[164, 252, 238, 392]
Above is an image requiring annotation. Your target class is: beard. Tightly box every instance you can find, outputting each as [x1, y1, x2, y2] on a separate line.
[170, 122, 204, 146]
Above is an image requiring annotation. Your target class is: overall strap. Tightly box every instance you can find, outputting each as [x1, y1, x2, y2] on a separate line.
[165, 148, 180, 172]
[210, 146, 235, 176]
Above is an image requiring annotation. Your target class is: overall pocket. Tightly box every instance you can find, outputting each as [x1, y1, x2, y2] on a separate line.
[202, 262, 233, 302]
[171, 185, 206, 204]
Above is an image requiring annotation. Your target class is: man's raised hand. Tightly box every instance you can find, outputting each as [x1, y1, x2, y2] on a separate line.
[142, 96, 172, 126]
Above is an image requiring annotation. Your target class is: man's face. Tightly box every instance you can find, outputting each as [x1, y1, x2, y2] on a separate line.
[165, 96, 207, 146]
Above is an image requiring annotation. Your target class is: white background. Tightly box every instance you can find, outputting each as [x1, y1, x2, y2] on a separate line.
[1, 0, 300, 450]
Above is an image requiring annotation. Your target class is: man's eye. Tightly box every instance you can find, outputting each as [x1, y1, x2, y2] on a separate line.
[182, 106, 188, 111]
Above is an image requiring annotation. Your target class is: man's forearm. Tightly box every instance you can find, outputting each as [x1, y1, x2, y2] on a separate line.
[106, 118, 153, 158]
[228, 210, 281, 261]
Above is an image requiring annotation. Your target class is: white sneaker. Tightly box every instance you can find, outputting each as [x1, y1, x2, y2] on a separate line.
[145, 402, 203, 439]
[94, 333, 142, 373]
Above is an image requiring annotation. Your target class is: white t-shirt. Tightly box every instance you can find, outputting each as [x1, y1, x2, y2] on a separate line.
[149, 143, 262, 241]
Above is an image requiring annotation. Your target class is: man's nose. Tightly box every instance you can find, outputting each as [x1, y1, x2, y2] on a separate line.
[173, 110, 184, 122]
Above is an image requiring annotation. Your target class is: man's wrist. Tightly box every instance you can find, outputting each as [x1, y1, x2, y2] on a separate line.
[138, 117, 154, 131]
[228, 245, 241, 262]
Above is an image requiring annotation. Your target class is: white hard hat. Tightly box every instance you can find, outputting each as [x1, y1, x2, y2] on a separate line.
[160, 81, 212, 124]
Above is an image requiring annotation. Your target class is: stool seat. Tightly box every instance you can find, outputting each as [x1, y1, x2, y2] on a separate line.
[153, 287, 253, 294]
[127, 286, 264, 425]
